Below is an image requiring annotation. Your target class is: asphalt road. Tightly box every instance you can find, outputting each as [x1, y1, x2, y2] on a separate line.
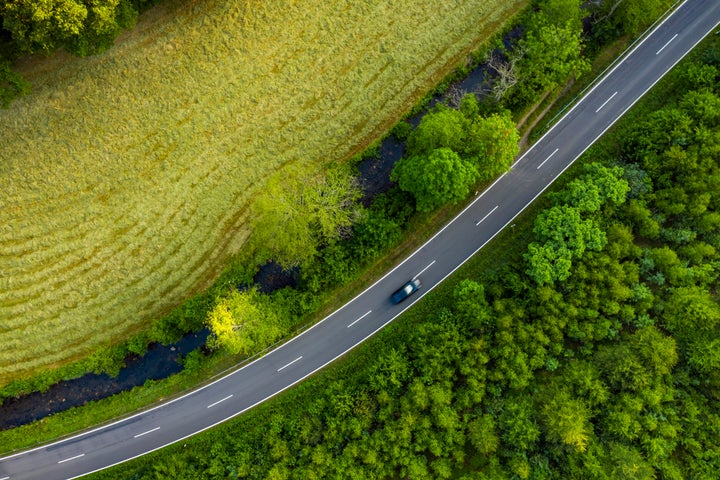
[2, 1, 720, 478]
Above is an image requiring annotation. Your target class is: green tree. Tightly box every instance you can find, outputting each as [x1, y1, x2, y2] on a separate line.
[524, 242, 574, 286]
[556, 164, 629, 213]
[453, 279, 494, 331]
[468, 414, 500, 456]
[609, 443, 655, 480]
[1, 0, 88, 52]
[366, 348, 412, 395]
[350, 208, 402, 259]
[625, 108, 694, 166]
[595, 343, 650, 393]
[525, 164, 629, 285]
[499, 396, 540, 452]
[680, 90, 720, 126]
[686, 337, 720, 375]
[406, 105, 468, 155]
[623, 199, 660, 239]
[662, 286, 720, 334]
[540, 389, 593, 452]
[537, 0, 586, 27]
[391, 147, 478, 212]
[594, 0, 675, 36]
[206, 288, 283, 356]
[515, 0, 589, 98]
[464, 111, 520, 181]
[401, 94, 518, 191]
[627, 326, 678, 377]
[0, 0, 136, 55]
[678, 62, 719, 92]
[559, 360, 610, 408]
[249, 163, 361, 267]
[525, 205, 607, 285]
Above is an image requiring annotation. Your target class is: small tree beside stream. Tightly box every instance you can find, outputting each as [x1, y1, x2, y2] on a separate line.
[391, 94, 519, 212]
[206, 288, 283, 356]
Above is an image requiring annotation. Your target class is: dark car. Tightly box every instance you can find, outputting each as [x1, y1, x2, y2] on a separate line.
[391, 278, 421, 304]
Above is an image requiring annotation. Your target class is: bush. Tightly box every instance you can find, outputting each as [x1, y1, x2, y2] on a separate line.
[391, 147, 478, 212]
[350, 209, 403, 260]
[0, 61, 29, 107]
[390, 121, 413, 141]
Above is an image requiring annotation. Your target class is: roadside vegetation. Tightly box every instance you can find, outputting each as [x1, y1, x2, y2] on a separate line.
[0, 0, 527, 389]
[391, 99, 519, 213]
[88, 25, 720, 478]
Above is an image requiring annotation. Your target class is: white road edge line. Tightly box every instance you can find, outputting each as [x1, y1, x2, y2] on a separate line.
[277, 356, 303, 372]
[1, 475, 10, 479]
[414, 260, 436, 280]
[657, 33, 679, 54]
[133, 427, 160, 439]
[57, 453, 85, 464]
[536, 148, 559, 170]
[595, 91, 618, 113]
[207, 395, 233, 409]
[475, 205, 499, 226]
[347, 311, 372, 328]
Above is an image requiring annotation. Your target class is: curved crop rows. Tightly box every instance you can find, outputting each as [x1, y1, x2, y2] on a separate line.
[0, 0, 525, 386]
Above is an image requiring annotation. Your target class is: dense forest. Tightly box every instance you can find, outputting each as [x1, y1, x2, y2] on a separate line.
[92, 14, 720, 480]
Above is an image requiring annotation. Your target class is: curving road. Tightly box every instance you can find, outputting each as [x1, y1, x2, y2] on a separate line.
[2, 1, 720, 478]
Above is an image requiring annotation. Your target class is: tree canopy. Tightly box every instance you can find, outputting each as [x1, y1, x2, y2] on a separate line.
[394, 95, 518, 211]
[206, 287, 283, 356]
[0, 0, 137, 55]
[249, 163, 361, 267]
[391, 147, 478, 213]
[493, 0, 589, 107]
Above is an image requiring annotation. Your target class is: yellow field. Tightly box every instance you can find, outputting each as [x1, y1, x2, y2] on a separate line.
[0, 0, 526, 387]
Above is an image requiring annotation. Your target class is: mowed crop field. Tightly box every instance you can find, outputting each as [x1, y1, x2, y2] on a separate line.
[0, 0, 526, 387]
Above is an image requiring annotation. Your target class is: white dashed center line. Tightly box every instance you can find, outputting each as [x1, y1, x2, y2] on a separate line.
[347, 310, 372, 328]
[57, 453, 85, 464]
[656, 33, 678, 55]
[595, 91, 618, 113]
[414, 260, 436, 279]
[133, 427, 160, 438]
[207, 394, 233, 409]
[475, 205, 499, 226]
[536, 148, 559, 170]
[277, 356, 303, 372]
